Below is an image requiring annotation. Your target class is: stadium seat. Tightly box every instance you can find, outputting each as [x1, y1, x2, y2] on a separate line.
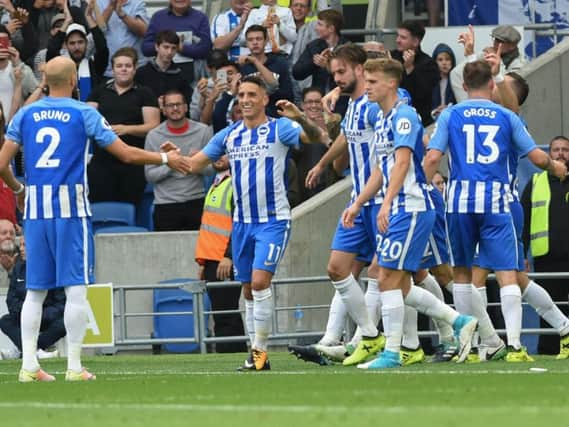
[153, 278, 212, 353]
[136, 183, 154, 231]
[91, 202, 136, 232]
[94, 225, 149, 234]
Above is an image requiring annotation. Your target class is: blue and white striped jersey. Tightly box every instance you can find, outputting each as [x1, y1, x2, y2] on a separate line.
[428, 99, 536, 214]
[210, 9, 249, 61]
[6, 97, 117, 220]
[341, 94, 382, 206]
[374, 101, 432, 213]
[203, 117, 301, 223]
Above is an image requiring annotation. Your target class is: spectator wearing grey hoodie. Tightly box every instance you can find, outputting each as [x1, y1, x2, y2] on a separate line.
[144, 89, 213, 231]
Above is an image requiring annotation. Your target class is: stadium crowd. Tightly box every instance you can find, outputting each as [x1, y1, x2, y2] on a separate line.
[0, 0, 568, 378]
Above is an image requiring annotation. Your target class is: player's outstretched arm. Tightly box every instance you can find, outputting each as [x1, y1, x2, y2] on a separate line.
[276, 99, 325, 144]
[187, 151, 213, 175]
[527, 148, 568, 180]
[105, 138, 191, 174]
[305, 133, 347, 189]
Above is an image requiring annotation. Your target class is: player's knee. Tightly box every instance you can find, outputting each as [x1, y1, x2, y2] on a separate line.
[327, 261, 349, 282]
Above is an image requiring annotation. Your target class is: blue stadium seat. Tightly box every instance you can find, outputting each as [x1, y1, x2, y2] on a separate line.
[91, 202, 136, 232]
[94, 225, 149, 234]
[136, 183, 154, 231]
[153, 278, 211, 353]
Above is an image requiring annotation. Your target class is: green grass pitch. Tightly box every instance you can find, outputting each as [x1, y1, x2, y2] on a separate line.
[1, 352, 568, 427]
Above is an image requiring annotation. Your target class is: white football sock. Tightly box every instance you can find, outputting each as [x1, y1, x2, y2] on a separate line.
[417, 274, 454, 344]
[477, 286, 488, 308]
[365, 279, 382, 325]
[401, 305, 420, 349]
[500, 284, 522, 349]
[64, 285, 89, 372]
[244, 299, 255, 344]
[21, 289, 47, 372]
[471, 285, 501, 347]
[332, 274, 377, 337]
[319, 291, 347, 346]
[381, 289, 405, 353]
[348, 281, 384, 347]
[252, 288, 273, 351]
[452, 283, 473, 315]
[523, 281, 569, 336]
[405, 285, 458, 325]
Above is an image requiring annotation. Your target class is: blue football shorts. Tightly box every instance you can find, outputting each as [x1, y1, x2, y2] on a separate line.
[331, 203, 381, 264]
[377, 210, 435, 272]
[25, 217, 94, 290]
[447, 211, 518, 271]
[231, 218, 291, 283]
[420, 188, 450, 269]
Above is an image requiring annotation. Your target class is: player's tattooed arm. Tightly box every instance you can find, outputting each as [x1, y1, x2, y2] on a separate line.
[276, 99, 325, 144]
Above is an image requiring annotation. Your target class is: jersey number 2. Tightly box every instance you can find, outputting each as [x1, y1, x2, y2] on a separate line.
[463, 124, 499, 164]
[35, 127, 61, 168]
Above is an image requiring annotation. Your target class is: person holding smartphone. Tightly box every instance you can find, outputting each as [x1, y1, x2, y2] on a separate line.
[0, 25, 39, 121]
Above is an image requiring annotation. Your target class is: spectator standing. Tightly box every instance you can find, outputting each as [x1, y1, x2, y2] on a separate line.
[97, 0, 149, 77]
[46, 4, 108, 101]
[292, 9, 347, 97]
[522, 135, 569, 355]
[142, 0, 211, 85]
[88, 47, 160, 205]
[210, 0, 252, 61]
[194, 155, 247, 353]
[430, 43, 456, 121]
[451, 25, 526, 103]
[0, 25, 37, 120]
[135, 30, 192, 112]
[0, 235, 66, 359]
[289, 0, 317, 104]
[243, 0, 296, 56]
[0, 219, 16, 288]
[203, 59, 241, 131]
[238, 24, 293, 117]
[189, 48, 227, 122]
[390, 20, 439, 127]
[144, 90, 212, 231]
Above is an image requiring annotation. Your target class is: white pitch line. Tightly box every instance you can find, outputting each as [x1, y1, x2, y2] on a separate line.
[0, 401, 567, 415]
[0, 369, 562, 376]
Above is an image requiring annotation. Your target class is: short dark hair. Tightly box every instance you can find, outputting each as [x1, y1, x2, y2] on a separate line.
[245, 24, 267, 40]
[163, 89, 187, 104]
[207, 49, 230, 69]
[330, 43, 367, 66]
[550, 135, 569, 147]
[111, 47, 138, 67]
[317, 9, 344, 34]
[155, 30, 180, 46]
[240, 74, 267, 92]
[399, 20, 425, 41]
[505, 71, 529, 106]
[216, 60, 239, 72]
[463, 60, 492, 90]
[0, 24, 11, 39]
[302, 86, 323, 100]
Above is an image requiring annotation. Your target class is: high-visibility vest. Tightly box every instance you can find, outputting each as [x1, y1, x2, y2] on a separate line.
[530, 171, 551, 257]
[195, 176, 233, 263]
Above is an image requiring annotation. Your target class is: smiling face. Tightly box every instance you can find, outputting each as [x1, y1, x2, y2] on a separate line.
[163, 93, 188, 122]
[237, 81, 268, 120]
[302, 89, 323, 119]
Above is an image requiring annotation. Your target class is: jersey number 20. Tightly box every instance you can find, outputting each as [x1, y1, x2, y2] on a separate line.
[35, 127, 61, 168]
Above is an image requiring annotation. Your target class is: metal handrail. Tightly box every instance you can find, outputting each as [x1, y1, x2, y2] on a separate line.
[111, 272, 569, 354]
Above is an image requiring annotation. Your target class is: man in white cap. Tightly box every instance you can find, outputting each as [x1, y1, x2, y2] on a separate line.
[451, 24, 526, 103]
[45, 2, 108, 101]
